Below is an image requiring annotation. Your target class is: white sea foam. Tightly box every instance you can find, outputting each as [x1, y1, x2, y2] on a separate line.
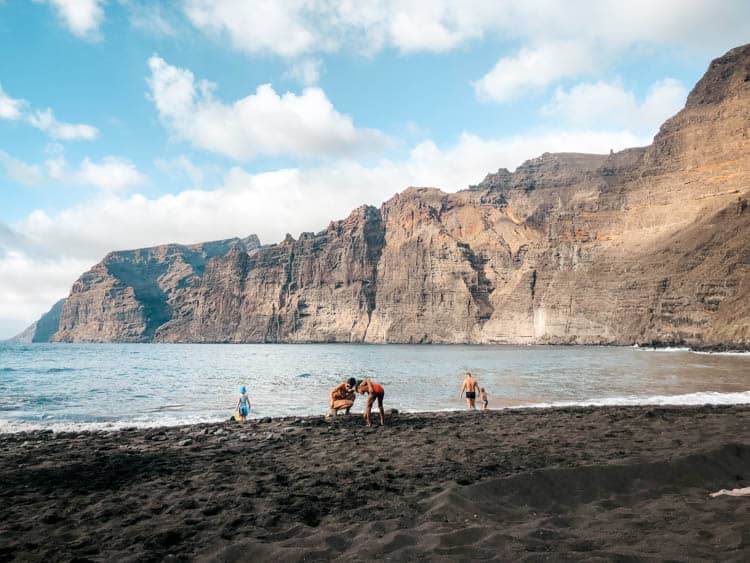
[515, 390, 750, 409]
[692, 351, 750, 357]
[0, 414, 227, 435]
[3, 391, 750, 433]
[635, 346, 692, 352]
[634, 346, 750, 356]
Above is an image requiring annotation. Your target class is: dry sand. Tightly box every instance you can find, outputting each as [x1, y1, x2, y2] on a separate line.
[2, 405, 750, 561]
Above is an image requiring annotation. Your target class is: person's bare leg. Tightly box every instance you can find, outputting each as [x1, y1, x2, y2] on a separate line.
[364, 395, 374, 426]
[377, 395, 385, 426]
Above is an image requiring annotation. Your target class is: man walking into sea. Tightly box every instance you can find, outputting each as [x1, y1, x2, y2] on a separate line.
[460, 372, 481, 409]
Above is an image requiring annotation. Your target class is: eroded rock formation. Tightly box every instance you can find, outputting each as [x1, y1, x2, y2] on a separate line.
[45, 43, 750, 346]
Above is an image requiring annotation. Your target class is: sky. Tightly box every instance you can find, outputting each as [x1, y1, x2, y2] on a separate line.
[1, 1, 749, 338]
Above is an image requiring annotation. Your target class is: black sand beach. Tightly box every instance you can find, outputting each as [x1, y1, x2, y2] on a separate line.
[2, 405, 750, 561]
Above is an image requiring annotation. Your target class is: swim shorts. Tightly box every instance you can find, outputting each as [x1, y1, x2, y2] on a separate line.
[466, 391, 476, 399]
[240, 405, 249, 416]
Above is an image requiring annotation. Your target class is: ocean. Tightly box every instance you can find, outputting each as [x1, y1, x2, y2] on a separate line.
[1, 342, 749, 433]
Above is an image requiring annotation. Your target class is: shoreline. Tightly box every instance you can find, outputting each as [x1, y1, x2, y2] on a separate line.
[4, 388, 750, 435]
[3, 404, 750, 560]
[5, 340, 750, 353]
[5, 386, 750, 435]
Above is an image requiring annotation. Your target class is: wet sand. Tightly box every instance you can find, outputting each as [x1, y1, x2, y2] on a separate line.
[2, 405, 750, 561]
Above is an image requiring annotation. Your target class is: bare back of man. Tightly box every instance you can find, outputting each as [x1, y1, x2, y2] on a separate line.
[460, 372, 480, 409]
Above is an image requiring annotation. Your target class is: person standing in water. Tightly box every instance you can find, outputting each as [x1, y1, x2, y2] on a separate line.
[236, 385, 251, 423]
[356, 379, 385, 427]
[480, 387, 489, 411]
[460, 372, 480, 409]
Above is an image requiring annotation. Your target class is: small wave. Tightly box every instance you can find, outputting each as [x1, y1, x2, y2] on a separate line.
[516, 390, 750, 409]
[296, 373, 314, 378]
[634, 346, 750, 356]
[692, 351, 750, 357]
[0, 413, 227, 434]
[46, 367, 75, 373]
[148, 404, 186, 412]
[635, 346, 691, 353]
[0, 367, 17, 372]
[28, 396, 58, 406]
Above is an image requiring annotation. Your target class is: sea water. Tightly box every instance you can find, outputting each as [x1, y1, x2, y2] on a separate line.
[1, 342, 749, 433]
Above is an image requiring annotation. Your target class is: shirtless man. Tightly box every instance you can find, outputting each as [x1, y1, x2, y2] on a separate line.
[356, 379, 385, 427]
[460, 372, 480, 409]
[327, 377, 357, 417]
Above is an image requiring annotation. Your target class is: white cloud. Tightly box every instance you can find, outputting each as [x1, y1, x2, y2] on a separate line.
[387, 7, 474, 52]
[473, 41, 597, 102]
[0, 251, 91, 321]
[1, 126, 645, 324]
[182, 1, 750, 59]
[154, 155, 207, 186]
[542, 78, 688, 133]
[125, 1, 176, 36]
[182, 0, 504, 57]
[0, 151, 146, 191]
[147, 55, 387, 160]
[75, 156, 146, 191]
[28, 108, 99, 140]
[0, 151, 44, 186]
[181, 1, 749, 105]
[639, 79, 689, 129]
[184, 0, 318, 58]
[0, 84, 98, 140]
[285, 58, 323, 86]
[36, 0, 105, 40]
[12, 129, 646, 257]
[0, 85, 26, 120]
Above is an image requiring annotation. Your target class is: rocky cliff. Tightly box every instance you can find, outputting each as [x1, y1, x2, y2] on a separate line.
[48, 43, 750, 346]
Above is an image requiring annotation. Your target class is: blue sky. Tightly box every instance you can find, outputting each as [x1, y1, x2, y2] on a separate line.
[1, 0, 749, 337]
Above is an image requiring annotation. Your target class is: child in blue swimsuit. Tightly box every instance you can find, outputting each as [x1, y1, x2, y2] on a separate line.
[236, 385, 251, 423]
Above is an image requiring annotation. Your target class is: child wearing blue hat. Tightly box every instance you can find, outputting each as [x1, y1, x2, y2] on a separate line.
[235, 385, 251, 423]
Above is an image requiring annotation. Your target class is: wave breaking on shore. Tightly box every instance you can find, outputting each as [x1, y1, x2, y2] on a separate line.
[3, 389, 750, 434]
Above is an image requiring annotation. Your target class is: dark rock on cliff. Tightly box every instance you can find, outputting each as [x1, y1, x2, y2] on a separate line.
[48, 43, 750, 347]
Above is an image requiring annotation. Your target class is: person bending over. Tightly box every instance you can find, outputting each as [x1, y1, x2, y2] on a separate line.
[356, 379, 385, 427]
[327, 377, 357, 418]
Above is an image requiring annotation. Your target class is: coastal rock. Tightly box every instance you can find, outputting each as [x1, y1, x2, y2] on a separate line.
[41, 43, 750, 348]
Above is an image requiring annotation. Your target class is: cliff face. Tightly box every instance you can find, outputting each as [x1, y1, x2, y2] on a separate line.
[51, 44, 750, 346]
[54, 237, 260, 342]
